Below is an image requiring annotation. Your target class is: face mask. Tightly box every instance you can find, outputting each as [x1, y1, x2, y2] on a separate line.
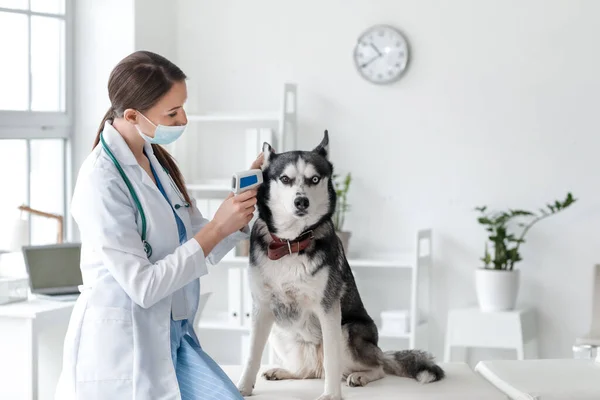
[135, 112, 187, 145]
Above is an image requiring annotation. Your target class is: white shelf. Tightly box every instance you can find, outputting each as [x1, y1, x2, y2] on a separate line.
[187, 114, 279, 125]
[198, 316, 250, 332]
[197, 323, 410, 338]
[187, 181, 231, 192]
[197, 316, 425, 339]
[187, 180, 231, 197]
[378, 321, 428, 339]
[378, 328, 411, 339]
[216, 256, 414, 269]
[349, 256, 413, 269]
[217, 256, 250, 265]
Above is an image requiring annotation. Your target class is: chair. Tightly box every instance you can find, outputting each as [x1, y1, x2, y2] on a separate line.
[573, 264, 600, 360]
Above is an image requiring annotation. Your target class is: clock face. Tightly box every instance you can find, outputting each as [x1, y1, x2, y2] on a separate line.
[353, 25, 409, 85]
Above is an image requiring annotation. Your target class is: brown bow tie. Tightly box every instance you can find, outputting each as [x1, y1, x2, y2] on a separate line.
[267, 230, 314, 260]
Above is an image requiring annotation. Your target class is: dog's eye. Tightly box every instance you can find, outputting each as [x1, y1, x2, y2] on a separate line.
[311, 176, 320, 184]
[280, 176, 290, 184]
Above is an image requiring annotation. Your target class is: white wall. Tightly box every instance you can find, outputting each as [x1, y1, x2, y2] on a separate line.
[172, 0, 600, 361]
[72, 0, 136, 207]
[72, 0, 178, 187]
[134, 0, 177, 61]
[72, 0, 174, 239]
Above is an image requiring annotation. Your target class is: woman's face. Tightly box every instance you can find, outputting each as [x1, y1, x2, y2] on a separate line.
[135, 80, 188, 136]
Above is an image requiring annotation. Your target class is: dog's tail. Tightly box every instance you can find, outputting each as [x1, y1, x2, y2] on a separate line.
[382, 350, 445, 384]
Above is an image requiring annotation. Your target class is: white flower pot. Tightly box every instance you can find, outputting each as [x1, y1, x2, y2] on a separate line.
[475, 268, 520, 312]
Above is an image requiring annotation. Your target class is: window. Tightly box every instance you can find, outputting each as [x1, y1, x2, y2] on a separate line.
[0, 1, 67, 113]
[0, 139, 67, 246]
[0, 1, 71, 248]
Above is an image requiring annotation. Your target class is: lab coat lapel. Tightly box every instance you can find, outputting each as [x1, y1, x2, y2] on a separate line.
[102, 121, 160, 194]
[140, 166, 158, 191]
[101, 122, 137, 166]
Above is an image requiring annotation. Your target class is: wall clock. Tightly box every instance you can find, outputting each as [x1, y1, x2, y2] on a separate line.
[353, 25, 410, 85]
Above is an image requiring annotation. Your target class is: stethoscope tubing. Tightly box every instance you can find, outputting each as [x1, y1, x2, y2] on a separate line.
[99, 132, 190, 257]
[100, 133, 151, 257]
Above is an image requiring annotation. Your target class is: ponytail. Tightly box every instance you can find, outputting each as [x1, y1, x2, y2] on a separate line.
[91, 106, 192, 206]
[92, 106, 116, 149]
[152, 145, 193, 205]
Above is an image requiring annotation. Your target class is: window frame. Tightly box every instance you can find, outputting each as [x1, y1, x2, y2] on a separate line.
[0, 2, 73, 139]
[0, 0, 73, 241]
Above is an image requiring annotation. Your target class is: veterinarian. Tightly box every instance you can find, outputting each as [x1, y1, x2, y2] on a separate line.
[55, 51, 260, 400]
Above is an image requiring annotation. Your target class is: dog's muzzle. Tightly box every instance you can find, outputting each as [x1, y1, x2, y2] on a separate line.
[294, 196, 309, 212]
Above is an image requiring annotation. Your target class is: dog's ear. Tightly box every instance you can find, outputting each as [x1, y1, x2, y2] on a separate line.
[313, 130, 329, 159]
[261, 142, 274, 170]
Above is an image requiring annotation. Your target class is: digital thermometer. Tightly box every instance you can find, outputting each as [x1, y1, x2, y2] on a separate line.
[231, 169, 263, 194]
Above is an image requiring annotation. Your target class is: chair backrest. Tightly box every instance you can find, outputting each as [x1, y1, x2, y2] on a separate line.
[591, 265, 600, 336]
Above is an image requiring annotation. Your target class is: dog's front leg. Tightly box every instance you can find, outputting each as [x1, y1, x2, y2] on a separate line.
[237, 302, 274, 396]
[315, 299, 343, 400]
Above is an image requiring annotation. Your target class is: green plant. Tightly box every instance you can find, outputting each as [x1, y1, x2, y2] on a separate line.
[333, 172, 352, 231]
[475, 192, 577, 271]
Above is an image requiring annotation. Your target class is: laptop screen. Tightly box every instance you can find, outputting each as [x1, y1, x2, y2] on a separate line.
[23, 244, 83, 294]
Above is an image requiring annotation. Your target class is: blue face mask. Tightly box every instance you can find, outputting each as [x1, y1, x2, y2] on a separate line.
[135, 112, 187, 145]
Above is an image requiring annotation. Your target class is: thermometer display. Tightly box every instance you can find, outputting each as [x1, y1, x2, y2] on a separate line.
[231, 169, 263, 194]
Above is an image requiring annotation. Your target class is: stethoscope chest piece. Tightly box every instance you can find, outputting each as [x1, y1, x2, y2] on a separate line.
[143, 240, 152, 257]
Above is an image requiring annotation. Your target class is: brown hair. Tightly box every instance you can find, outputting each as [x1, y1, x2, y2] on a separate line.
[93, 50, 192, 205]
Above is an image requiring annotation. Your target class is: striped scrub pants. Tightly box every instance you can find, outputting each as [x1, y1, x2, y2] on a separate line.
[170, 318, 244, 400]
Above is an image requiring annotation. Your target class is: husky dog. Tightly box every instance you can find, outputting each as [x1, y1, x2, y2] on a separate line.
[237, 131, 444, 400]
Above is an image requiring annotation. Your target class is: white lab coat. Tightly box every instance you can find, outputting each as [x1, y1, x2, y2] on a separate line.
[55, 121, 248, 399]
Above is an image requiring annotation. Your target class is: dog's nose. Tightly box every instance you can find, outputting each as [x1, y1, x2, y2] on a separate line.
[294, 196, 309, 211]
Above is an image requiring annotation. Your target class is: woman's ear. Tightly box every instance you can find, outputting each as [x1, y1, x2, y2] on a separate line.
[123, 109, 138, 125]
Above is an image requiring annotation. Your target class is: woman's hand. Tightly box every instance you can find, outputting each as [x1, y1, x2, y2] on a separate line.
[194, 153, 269, 252]
[250, 153, 264, 170]
[249, 148, 275, 170]
[210, 189, 258, 238]
[194, 190, 257, 254]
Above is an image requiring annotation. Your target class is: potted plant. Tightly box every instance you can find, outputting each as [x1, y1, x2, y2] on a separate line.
[333, 172, 352, 254]
[474, 192, 576, 311]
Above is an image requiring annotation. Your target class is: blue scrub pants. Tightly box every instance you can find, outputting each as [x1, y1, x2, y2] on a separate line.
[170, 318, 244, 400]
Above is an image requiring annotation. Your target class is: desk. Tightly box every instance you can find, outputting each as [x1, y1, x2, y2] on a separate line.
[0, 297, 75, 400]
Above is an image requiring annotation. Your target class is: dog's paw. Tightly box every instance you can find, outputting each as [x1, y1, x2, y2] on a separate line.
[237, 381, 254, 396]
[262, 368, 294, 381]
[346, 372, 368, 387]
[315, 394, 342, 400]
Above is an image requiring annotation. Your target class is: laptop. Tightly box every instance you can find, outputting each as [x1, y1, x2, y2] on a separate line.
[22, 243, 83, 301]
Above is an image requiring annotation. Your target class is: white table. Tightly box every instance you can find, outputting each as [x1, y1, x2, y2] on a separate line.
[475, 358, 600, 400]
[444, 307, 538, 363]
[0, 297, 75, 400]
[222, 363, 507, 399]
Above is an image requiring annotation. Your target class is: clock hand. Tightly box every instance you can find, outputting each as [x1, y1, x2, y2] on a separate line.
[370, 43, 383, 57]
[360, 54, 382, 69]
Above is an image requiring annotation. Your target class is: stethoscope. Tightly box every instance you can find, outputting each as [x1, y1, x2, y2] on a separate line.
[99, 132, 190, 258]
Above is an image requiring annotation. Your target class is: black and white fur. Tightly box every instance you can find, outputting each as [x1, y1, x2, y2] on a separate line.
[237, 131, 444, 400]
